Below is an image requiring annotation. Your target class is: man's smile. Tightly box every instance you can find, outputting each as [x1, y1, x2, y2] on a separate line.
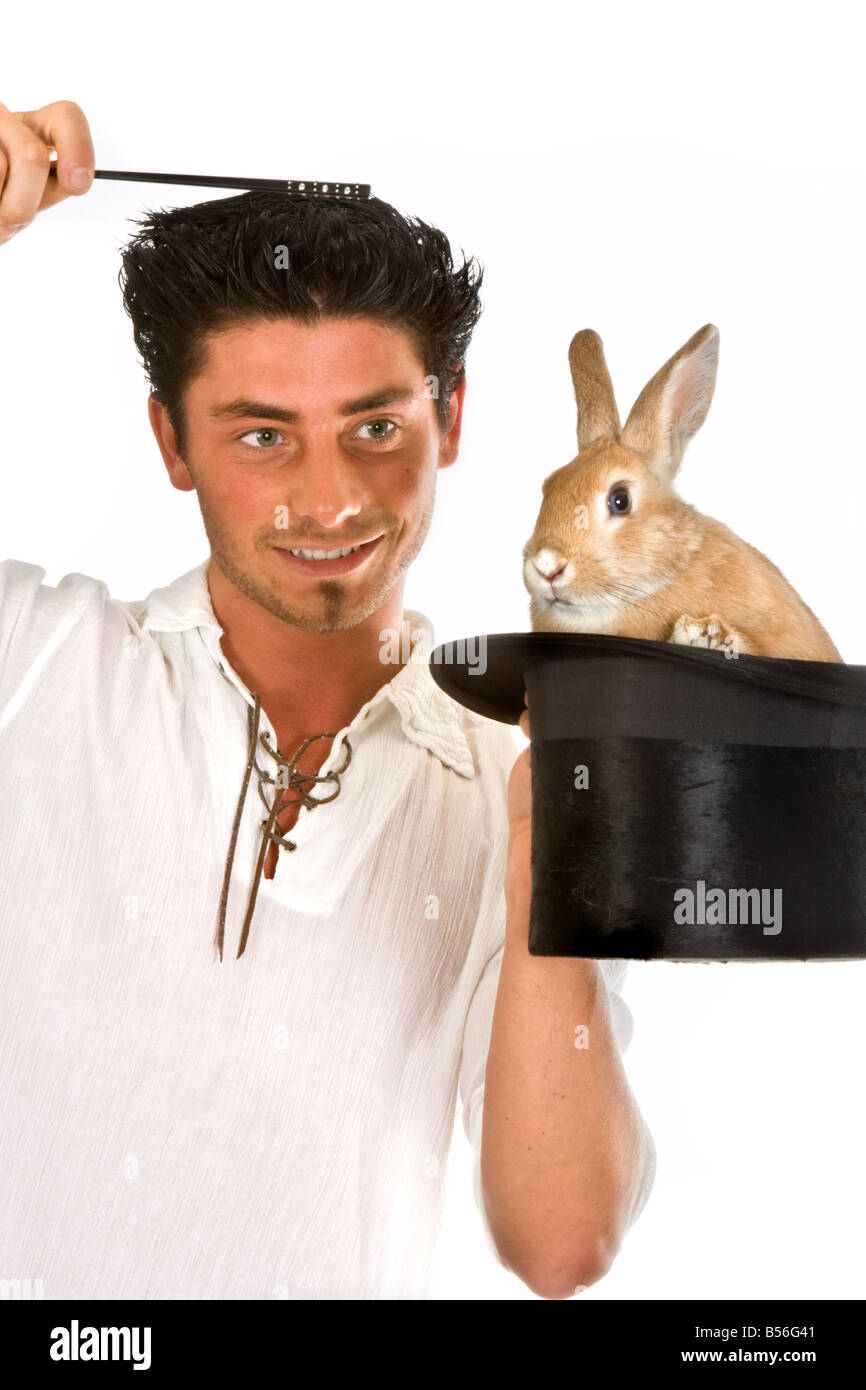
[273, 533, 385, 577]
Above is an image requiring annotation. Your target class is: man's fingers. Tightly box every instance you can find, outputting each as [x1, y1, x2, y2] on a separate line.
[0, 100, 94, 232]
[16, 100, 95, 200]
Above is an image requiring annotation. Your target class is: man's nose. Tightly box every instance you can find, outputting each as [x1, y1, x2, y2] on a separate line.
[287, 446, 365, 527]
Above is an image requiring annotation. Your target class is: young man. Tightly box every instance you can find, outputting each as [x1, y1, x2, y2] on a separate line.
[0, 99, 655, 1300]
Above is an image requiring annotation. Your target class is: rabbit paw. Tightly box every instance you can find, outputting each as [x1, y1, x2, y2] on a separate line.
[670, 613, 742, 658]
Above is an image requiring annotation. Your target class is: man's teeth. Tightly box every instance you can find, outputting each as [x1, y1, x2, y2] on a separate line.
[289, 544, 365, 560]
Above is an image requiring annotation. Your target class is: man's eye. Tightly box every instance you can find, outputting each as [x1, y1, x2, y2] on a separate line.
[239, 428, 284, 449]
[356, 419, 397, 441]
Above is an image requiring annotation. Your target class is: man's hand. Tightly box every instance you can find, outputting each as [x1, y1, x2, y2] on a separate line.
[0, 99, 95, 245]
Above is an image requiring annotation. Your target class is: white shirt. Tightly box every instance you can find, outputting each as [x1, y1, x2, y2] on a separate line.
[0, 554, 636, 1299]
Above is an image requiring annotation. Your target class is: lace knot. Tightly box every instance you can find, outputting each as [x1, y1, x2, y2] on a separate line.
[215, 694, 353, 962]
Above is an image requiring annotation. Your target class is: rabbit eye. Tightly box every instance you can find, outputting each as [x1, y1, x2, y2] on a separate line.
[607, 486, 631, 515]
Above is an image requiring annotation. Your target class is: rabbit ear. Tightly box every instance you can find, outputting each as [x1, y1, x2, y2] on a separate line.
[568, 329, 622, 450]
[620, 324, 720, 480]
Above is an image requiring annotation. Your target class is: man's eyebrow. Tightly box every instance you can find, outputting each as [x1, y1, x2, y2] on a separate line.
[208, 386, 419, 424]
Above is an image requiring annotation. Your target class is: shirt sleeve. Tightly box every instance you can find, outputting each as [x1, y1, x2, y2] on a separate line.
[0, 560, 133, 730]
[458, 934, 640, 1267]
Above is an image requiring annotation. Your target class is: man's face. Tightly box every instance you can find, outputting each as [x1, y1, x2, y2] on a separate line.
[151, 314, 463, 632]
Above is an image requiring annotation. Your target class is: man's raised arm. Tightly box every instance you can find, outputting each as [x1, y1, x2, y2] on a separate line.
[479, 700, 656, 1300]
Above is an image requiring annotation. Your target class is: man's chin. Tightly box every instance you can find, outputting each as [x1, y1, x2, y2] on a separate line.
[268, 545, 412, 632]
[266, 576, 398, 633]
[284, 607, 374, 634]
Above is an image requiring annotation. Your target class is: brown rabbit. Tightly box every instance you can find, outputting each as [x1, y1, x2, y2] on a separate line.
[522, 324, 842, 661]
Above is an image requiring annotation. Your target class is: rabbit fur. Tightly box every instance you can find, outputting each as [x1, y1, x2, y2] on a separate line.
[522, 324, 842, 662]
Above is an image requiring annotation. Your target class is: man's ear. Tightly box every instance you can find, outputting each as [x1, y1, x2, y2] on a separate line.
[147, 394, 196, 492]
[437, 372, 466, 471]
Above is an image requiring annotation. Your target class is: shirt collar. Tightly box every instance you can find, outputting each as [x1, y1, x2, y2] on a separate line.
[137, 558, 476, 779]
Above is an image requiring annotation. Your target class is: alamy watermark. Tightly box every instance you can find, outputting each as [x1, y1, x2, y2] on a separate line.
[378, 621, 487, 676]
[49, 1320, 151, 1371]
[674, 879, 782, 935]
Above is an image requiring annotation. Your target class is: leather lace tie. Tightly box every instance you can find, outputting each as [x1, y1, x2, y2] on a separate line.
[215, 692, 353, 961]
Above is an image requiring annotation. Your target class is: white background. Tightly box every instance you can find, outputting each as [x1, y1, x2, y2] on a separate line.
[2, 0, 864, 1300]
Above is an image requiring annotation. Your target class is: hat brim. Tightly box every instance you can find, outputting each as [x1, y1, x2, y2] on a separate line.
[429, 630, 866, 726]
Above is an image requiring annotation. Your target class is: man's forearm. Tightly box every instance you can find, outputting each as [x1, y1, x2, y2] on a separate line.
[479, 858, 655, 1300]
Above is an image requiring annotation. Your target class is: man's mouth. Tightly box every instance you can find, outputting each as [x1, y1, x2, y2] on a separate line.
[274, 534, 384, 576]
[289, 543, 366, 560]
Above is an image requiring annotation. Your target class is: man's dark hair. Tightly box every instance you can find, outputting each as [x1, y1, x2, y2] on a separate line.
[117, 190, 484, 457]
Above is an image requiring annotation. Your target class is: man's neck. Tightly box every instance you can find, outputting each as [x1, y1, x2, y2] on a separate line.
[206, 558, 413, 741]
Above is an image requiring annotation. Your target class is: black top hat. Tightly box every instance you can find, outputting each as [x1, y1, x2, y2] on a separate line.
[429, 632, 866, 961]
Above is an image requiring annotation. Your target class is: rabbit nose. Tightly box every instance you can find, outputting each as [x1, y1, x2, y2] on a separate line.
[533, 550, 567, 583]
